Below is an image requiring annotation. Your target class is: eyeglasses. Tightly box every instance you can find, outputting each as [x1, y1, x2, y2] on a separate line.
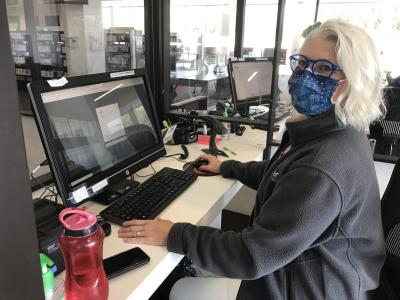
[289, 54, 343, 78]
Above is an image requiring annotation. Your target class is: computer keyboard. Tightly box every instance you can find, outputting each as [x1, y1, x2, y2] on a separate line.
[252, 108, 290, 123]
[100, 167, 197, 225]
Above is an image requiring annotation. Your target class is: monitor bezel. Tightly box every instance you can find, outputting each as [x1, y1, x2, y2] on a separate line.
[228, 57, 274, 110]
[28, 70, 166, 207]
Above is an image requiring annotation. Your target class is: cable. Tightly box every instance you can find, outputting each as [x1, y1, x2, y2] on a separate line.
[170, 156, 189, 163]
[158, 155, 188, 163]
[133, 150, 189, 180]
[31, 172, 57, 198]
[31, 159, 60, 204]
[162, 153, 182, 158]
[135, 164, 157, 178]
[31, 159, 48, 173]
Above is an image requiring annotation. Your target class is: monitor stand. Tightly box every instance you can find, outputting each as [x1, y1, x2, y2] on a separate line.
[93, 179, 140, 205]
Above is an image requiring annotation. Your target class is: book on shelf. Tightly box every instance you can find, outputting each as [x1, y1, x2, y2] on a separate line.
[9, 31, 33, 82]
[9, 30, 68, 82]
[105, 27, 144, 72]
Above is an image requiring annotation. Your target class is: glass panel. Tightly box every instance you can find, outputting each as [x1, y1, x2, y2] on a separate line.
[243, 0, 278, 59]
[318, 0, 400, 76]
[242, 1, 316, 108]
[169, 0, 236, 111]
[6, 0, 145, 115]
[279, 0, 316, 105]
[317, 0, 400, 159]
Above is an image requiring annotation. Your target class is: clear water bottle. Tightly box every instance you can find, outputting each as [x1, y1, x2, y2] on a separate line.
[59, 208, 108, 300]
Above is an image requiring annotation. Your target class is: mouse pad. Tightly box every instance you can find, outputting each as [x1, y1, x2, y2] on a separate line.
[182, 162, 218, 177]
[197, 135, 222, 145]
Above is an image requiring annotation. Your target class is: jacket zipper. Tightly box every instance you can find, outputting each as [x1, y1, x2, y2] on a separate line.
[264, 144, 301, 179]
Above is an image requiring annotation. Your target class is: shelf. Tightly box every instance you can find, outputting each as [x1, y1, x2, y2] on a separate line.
[12, 52, 31, 57]
[105, 27, 144, 72]
[14, 63, 32, 68]
[10, 30, 67, 81]
[40, 64, 67, 70]
[107, 51, 130, 54]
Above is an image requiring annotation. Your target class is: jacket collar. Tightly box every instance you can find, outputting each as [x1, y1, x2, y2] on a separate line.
[285, 109, 344, 146]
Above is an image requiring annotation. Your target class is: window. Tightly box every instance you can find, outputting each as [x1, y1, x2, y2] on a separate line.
[6, 0, 145, 115]
[281, 0, 316, 74]
[242, 1, 316, 104]
[317, 0, 400, 159]
[243, 0, 278, 58]
[278, 0, 316, 104]
[169, 0, 236, 110]
[317, 0, 400, 75]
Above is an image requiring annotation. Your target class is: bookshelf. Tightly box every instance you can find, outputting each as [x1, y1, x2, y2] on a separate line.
[105, 27, 144, 72]
[36, 30, 68, 79]
[10, 30, 68, 82]
[10, 31, 34, 84]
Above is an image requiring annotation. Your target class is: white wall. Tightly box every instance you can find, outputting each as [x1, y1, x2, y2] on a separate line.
[375, 161, 395, 198]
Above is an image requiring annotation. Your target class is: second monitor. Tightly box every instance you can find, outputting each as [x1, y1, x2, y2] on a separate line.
[228, 57, 274, 114]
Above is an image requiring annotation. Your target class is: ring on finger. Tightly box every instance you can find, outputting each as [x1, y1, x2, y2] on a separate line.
[136, 231, 141, 238]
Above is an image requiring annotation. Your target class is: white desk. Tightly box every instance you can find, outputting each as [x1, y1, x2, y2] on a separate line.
[31, 127, 270, 300]
[91, 129, 270, 299]
[32, 124, 394, 300]
[374, 161, 395, 198]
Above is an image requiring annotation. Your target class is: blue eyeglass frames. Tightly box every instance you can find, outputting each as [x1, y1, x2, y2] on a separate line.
[289, 54, 342, 78]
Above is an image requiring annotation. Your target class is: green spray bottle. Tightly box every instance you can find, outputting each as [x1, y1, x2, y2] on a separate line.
[40, 253, 55, 300]
[222, 107, 231, 140]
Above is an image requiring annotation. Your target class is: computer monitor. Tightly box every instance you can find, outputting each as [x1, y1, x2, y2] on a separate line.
[28, 70, 166, 207]
[228, 58, 274, 112]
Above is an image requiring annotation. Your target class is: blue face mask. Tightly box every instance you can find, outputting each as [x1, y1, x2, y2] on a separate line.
[288, 70, 339, 117]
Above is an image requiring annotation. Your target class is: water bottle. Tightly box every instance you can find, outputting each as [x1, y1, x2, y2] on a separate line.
[59, 208, 108, 300]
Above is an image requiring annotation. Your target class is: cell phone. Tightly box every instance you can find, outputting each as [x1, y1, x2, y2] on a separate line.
[103, 247, 150, 279]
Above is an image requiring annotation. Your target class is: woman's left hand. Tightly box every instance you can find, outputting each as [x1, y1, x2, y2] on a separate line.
[117, 218, 174, 246]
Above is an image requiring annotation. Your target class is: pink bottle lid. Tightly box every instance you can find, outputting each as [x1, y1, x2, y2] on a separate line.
[59, 208, 98, 237]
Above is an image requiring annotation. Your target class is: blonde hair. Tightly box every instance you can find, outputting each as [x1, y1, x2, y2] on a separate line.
[305, 19, 385, 131]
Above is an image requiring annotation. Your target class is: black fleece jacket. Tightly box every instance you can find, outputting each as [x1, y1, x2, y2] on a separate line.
[167, 110, 385, 299]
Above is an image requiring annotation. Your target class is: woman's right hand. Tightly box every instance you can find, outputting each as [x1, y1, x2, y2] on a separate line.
[193, 154, 222, 174]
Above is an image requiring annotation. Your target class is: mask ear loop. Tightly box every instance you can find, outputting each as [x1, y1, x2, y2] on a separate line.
[331, 78, 347, 104]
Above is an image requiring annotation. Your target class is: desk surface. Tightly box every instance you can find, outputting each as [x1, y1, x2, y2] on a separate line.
[32, 127, 269, 300]
[90, 129, 269, 300]
[32, 123, 393, 300]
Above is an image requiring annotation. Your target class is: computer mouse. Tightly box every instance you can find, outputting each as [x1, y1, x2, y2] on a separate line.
[235, 126, 246, 136]
[182, 160, 217, 177]
[191, 159, 209, 169]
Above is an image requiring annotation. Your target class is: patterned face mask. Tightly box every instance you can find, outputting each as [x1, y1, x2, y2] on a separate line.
[288, 70, 340, 117]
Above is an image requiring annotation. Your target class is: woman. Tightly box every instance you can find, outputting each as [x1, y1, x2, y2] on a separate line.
[118, 19, 386, 299]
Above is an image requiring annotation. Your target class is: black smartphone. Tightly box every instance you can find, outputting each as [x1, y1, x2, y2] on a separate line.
[103, 247, 150, 279]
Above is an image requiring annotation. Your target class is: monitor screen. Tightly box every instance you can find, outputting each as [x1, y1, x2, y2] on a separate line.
[28, 71, 166, 207]
[229, 58, 273, 108]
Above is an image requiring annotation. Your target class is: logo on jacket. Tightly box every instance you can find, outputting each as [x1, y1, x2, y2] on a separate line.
[271, 168, 281, 182]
